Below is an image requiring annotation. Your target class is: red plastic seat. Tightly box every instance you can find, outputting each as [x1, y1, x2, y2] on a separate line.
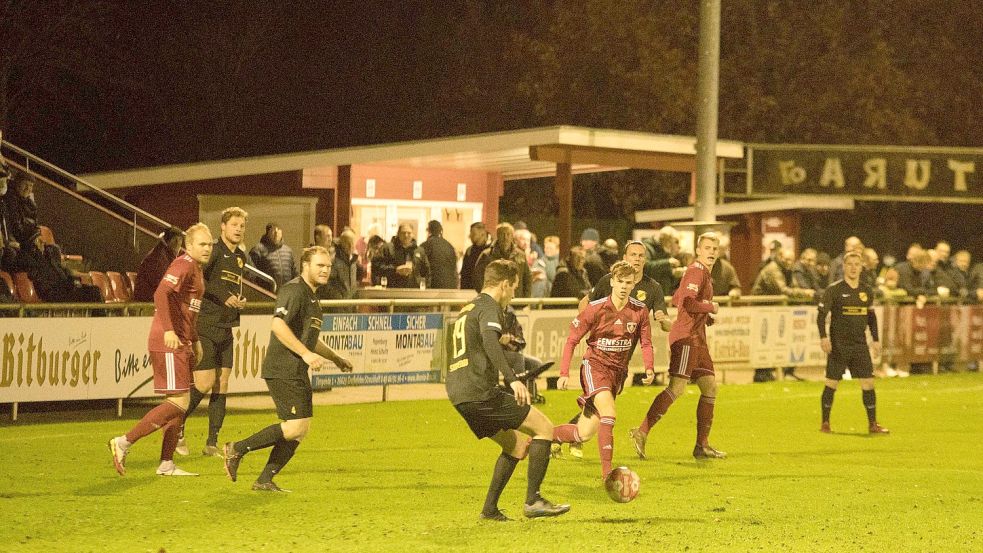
[88, 271, 116, 303]
[106, 271, 132, 302]
[39, 226, 56, 246]
[0, 271, 17, 301]
[12, 272, 40, 303]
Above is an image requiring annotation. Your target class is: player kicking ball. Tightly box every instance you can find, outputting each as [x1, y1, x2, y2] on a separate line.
[447, 260, 570, 521]
[551, 261, 654, 480]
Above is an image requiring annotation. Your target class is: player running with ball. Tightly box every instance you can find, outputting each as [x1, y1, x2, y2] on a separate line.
[551, 260, 654, 480]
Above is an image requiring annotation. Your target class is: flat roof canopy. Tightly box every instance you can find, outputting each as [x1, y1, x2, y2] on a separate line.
[635, 196, 856, 223]
[82, 125, 745, 188]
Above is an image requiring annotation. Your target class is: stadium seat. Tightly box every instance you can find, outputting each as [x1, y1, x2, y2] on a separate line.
[126, 271, 138, 293]
[88, 271, 117, 303]
[106, 271, 132, 302]
[39, 226, 56, 246]
[12, 272, 40, 303]
[78, 273, 93, 285]
[0, 271, 17, 302]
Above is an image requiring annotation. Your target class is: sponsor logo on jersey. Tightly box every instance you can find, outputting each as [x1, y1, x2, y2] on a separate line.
[189, 298, 202, 312]
[626, 322, 637, 333]
[687, 283, 699, 292]
[596, 337, 633, 351]
[163, 274, 179, 285]
[615, 319, 623, 325]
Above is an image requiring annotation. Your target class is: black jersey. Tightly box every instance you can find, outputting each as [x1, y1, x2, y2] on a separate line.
[198, 239, 248, 330]
[817, 279, 878, 347]
[589, 274, 668, 317]
[262, 278, 324, 380]
[445, 293, 517, 405]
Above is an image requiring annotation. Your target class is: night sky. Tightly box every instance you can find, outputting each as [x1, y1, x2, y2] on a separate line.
[2, 1, 982, 254]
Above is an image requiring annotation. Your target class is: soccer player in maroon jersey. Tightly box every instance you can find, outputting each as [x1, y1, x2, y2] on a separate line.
[551, 261, 654, 479]
[629, 232, 726, 460]
[108, 223, 213, 476]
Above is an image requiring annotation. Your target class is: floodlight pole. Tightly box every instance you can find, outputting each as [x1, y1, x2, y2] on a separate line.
[694, 0, 721, 231]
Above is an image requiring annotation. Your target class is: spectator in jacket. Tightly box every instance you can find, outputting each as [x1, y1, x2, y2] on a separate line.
[322, 230, 364, 308]
[379, 224, 430, 289]
[475, 222, 531, 297]
[460, 222, 491, 292]
[751, 248, 815, 299]
[791, 248, 821, 293]
[421, 220, 458, 289]
[641, 225, 682, 294]
[22, 234, 102, 304]
[550, 246, 591, 300]
[248, 223, 297, 290]
[133, 226, 184, 301]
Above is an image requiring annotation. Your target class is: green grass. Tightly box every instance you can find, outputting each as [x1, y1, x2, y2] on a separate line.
[2, 374, 983, 552]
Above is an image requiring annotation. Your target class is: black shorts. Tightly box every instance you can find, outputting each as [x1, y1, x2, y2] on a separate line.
[197, 329, 234, 371]
[453, 389, 531, 439]
[266, 378, 314, 420]
[826, 346, 874, 380]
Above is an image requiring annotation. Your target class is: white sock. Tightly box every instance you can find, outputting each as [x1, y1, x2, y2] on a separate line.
[117, 436, 132, 449]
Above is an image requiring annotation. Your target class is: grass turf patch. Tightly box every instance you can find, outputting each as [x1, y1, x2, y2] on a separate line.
[1, 374, 981, 552]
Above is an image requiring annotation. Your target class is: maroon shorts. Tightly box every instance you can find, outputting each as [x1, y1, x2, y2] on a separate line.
[151, 349, 193, 394]
[669, 341, 714, 380]
[577, 359, 628, 412]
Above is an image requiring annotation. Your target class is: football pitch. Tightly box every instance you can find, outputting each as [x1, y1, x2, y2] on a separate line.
[2, 374, 982, 553]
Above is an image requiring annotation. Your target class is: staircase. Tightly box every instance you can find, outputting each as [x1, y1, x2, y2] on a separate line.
[0, 139, 275, 300]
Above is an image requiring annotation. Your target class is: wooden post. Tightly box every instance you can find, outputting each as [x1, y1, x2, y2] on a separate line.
[555, 162, 573, 253]
[12, 402, 17, 422]
[117, 398, 123, 417]
[335, 165, 352, 232]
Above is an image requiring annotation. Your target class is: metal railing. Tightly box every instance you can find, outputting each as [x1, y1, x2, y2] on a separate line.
[0, 292, 973, 317]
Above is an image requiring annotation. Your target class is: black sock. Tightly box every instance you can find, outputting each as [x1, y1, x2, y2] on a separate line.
[207, 393, 227, 446]
[185, 386, 206, 422]
[821, 386, 836, 423]
[257, 439, 300, 483]
[525, 439, 551, 505]
[862, 389, 876, 424]
[234, 423, 284, 456]
[567, 413, 580, 425]
[482, 453, 519, 515]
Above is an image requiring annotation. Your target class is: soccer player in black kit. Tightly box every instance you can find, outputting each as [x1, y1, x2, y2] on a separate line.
[178, 207, 248, 456]
[223, 246, 354, 491]
[447, 259, 570, 521]
[817, 251, 890, 434]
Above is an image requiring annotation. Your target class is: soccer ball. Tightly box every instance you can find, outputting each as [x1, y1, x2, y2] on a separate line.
[604, 466, 640, 503]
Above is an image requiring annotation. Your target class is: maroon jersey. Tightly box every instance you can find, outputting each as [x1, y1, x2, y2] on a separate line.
[148, 254, 204, 352]
[559, 295, 654, 376]
[668, 260, 716, 347]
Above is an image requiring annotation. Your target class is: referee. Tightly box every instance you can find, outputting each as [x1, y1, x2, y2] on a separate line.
[224, 246, 353, 492]
[447, 259, 570, 521]
[178, 207, 248, 456]
[817, 251, 889, 435]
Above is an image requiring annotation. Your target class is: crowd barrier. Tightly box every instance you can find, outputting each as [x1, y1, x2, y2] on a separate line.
[2, 297, 980, 420]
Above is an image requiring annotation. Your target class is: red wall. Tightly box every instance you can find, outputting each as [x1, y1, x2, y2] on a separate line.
[115, 171, 332, 229]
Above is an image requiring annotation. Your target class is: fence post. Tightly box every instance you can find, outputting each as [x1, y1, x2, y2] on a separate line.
[382, 384, 388, 402]
[117, 398, 123, 417]
[12, 402, 18, 422]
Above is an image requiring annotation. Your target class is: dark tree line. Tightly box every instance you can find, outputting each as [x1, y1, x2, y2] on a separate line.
[2, 1, 981, 221]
